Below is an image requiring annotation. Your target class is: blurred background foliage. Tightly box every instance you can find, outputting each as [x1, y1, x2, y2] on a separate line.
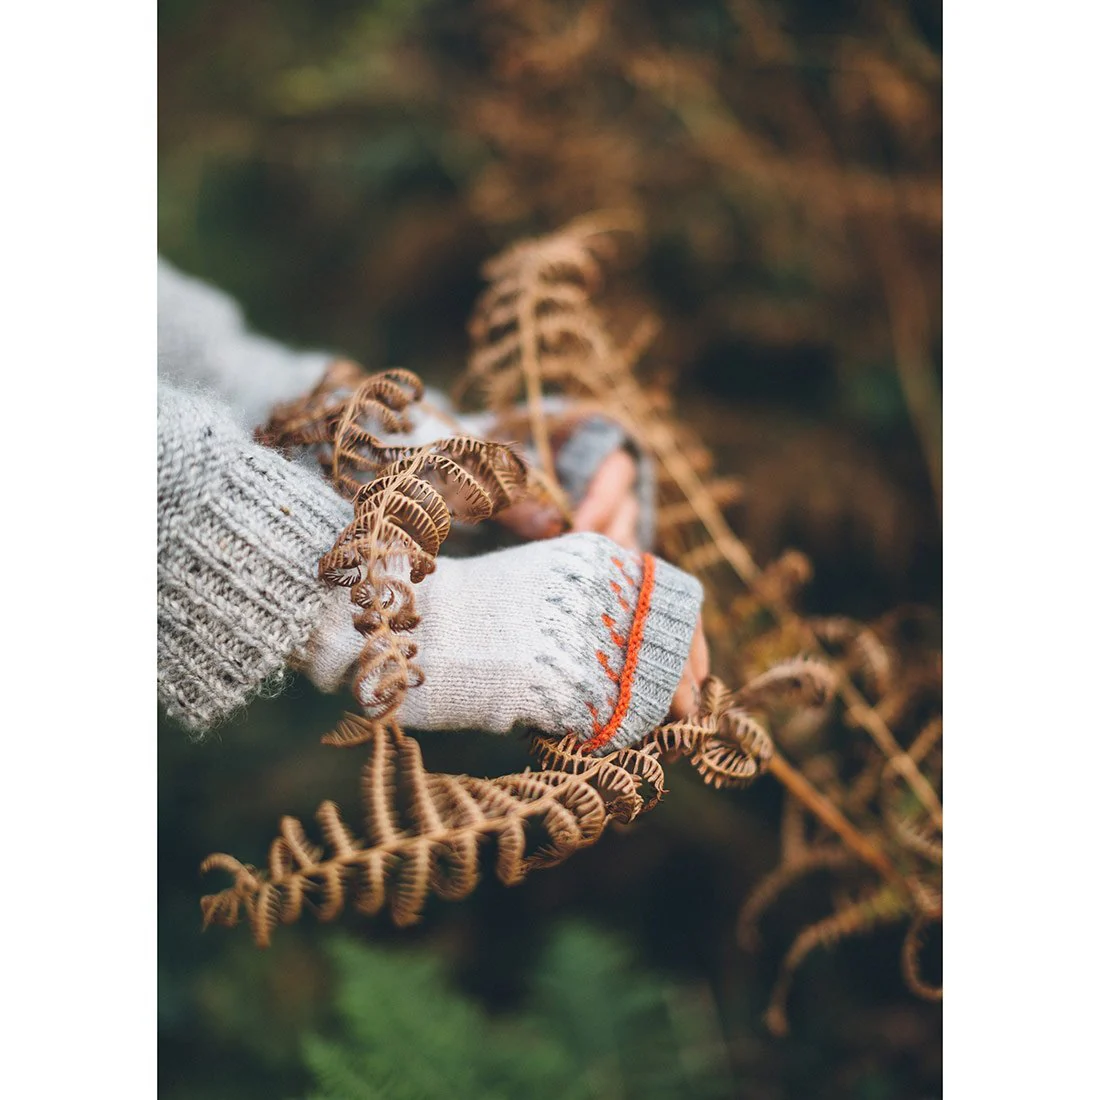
[159, 1, 941, 1096]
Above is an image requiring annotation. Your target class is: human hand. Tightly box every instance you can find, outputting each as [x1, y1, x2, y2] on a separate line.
[497, 447, 707, 719]
[669, 615, 710, 719]
[497, 448, 643, 546]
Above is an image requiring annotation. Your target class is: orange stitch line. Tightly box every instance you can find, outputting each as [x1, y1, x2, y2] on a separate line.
[600, 613, 627, 647]
[610, 581, 632, 612]
[611, 556, 639, 590]
[582, 553, 657, 754]
[586, 700, 601, 735]
[596, 650, 620, 684]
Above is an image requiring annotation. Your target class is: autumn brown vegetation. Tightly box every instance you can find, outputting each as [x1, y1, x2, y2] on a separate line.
[201, 216, 941, 1034]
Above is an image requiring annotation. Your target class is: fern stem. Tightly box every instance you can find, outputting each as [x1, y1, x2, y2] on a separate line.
[517, 288, 572, 518]
[618, 377, 943, 829]
[766, 752, 899, 885]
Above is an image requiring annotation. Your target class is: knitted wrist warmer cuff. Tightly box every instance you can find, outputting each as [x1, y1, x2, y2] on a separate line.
[158, 383, 352, 733]
[299, 532, 702, 753]
[554, 416, 627, 502]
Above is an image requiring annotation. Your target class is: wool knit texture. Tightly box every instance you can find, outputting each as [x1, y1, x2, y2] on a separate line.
[158, 382, 353, 732]
[157, 257, 687, 740]
[158, 257, 333, 430]
[301, 533, 703, 754]
[158, 255, 657, 544]
[554, 415, 658, 549]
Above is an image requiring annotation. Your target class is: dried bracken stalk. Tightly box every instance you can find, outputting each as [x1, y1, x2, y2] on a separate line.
[762, 883, 913, 1037]
[260, 363, 529, 719]
[201, 675, 786, 945]
[459, 215, 942, 1033]
[201, 716, 660, 941]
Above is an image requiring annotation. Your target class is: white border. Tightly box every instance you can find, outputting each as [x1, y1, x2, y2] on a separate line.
[4, 1, 1098, 1095]
[4, 2, 156, 1095]
[945, 1, 1099, 1095]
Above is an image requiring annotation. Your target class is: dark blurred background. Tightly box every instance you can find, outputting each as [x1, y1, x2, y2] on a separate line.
[159, 1, 942, 1096]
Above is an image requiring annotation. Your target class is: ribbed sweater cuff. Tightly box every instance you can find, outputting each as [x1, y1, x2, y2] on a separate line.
[158, 385, 352, 732]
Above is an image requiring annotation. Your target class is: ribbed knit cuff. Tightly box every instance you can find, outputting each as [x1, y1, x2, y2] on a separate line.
[571, 544, 702, 753]
[158, 383, 352, 733]
[555, 417, 629, 503]
[599, 554, 703, 752]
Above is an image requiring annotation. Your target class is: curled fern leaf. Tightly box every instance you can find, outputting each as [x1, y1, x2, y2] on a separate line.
[200, 717, 668, 945]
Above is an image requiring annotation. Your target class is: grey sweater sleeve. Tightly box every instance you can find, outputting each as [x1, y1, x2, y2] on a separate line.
[157, 264, 682, 738]
[157, 257, 654, 539]
[158, 380, 352, 732]
[158, 257, 333, 430]
[158, 379, 702, 745]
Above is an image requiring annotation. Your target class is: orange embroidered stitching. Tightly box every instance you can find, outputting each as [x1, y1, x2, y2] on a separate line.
[609, 581, 631, 612]
[600, 613, 627, 647]
[596, 650, 620, 683]
[582, 553, 657, 754]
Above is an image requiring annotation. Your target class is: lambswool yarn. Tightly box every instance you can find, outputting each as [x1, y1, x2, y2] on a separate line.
[301, 533, 702, 755]
[157, 258, 700, 748]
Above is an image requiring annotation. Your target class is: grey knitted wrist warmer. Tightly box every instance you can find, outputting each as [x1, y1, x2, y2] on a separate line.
[158, 381, 352, 733]
[298, 532, 702, 753]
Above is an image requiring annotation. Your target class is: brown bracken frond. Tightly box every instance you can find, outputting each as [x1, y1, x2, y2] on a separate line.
[201, 716, 670, 943]
[200, 668, 797, 945]
[259, 362, 426, 497]
[736, 846, 856, 953]
[226, 219, 942, 1036]
[650, 674, 779, 789]
[460, 217, 942, 1032]
[259, 364, 530, 721]
[901, 908, 943, 1002]
[763, 883, 911, 1036]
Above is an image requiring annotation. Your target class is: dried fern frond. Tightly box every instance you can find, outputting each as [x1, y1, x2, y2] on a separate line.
[529, 734, 667, 819]
[731, 657, 837, 712]
[808, 616, 896, 700]
[405, 436, 529, 523]
[736, 846, 857, 953]
[465, 215, 942, 826]
[463, 212, 642, 505]
[460, 216, 943, 1034]
[901, 908, 943, 1002]
[259, 363, 427, 497]
[267, 368, 532, 721]
[762, 883, 912, 1036]
[201, 716, 670, 944]
[200, 666, 807, 947]
[648, 672, 790, 789]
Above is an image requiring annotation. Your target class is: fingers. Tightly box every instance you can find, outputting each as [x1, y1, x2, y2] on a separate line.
[495, 498, 566, 540]
[573, 450, 637, 533]
[604, 495, 640, 549]
[668, 615, 708, 719]
[688, 616, 710, 684]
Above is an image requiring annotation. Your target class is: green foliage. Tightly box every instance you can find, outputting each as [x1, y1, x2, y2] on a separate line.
[303, 925, 728, 1100]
